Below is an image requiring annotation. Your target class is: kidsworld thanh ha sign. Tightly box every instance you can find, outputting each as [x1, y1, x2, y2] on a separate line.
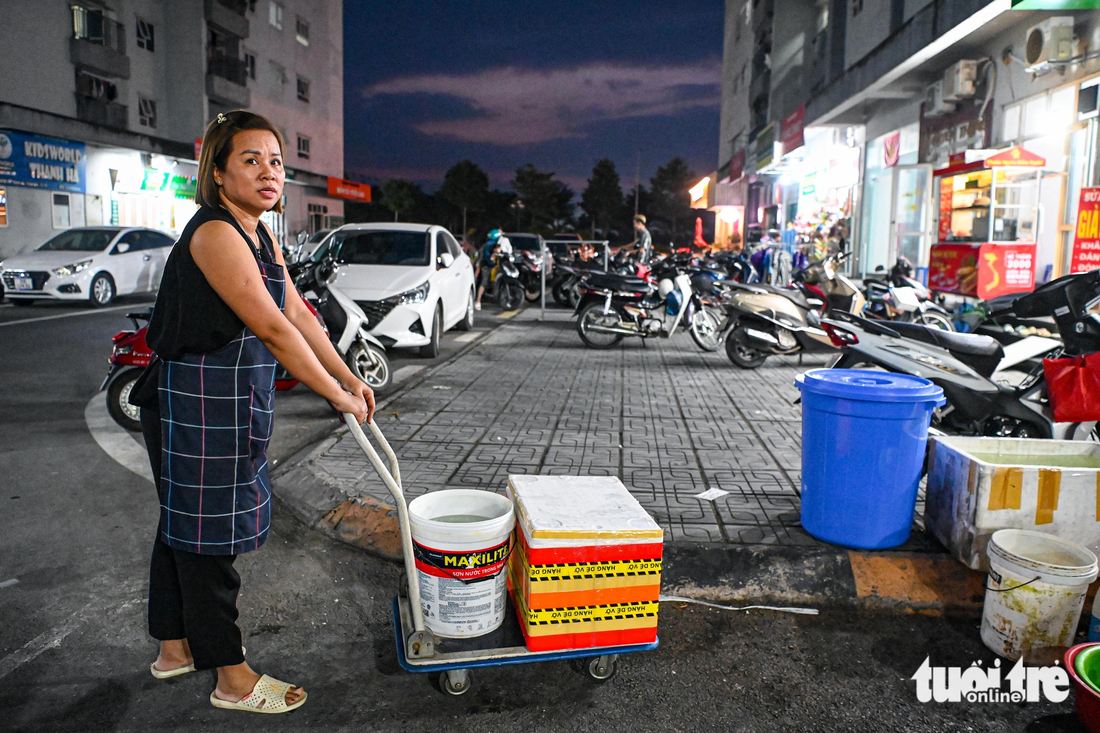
[0, 130, 86, 193]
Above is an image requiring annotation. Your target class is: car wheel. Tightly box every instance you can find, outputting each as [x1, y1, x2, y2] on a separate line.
[456, 290, 475, 331]
[106, 369, 143, 432]
[90, 273, 116, 307]
[419, 303, 442, 358]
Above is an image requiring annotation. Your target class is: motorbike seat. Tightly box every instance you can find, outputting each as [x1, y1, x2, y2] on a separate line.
[585, 272, 652, 294]
[886, 321, 1004, 376]
[751, 283, 811, 310]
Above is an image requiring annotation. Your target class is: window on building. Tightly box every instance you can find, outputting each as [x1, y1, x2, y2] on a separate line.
[297, 135, 310, 160]
[0, 187, 7, 227]
[269, 60, 287, 92]
[136, 18, 154, 51]
[244, 51, 256, 80]
[269, 1, 283, 30]
[851, 0, 863, 16]
[295, 16, 309, 46]
[308, 203, 328, 233]
[52, 194, 71, 229]
[296, 76, 310, 103]
[138, 97, 157, 128]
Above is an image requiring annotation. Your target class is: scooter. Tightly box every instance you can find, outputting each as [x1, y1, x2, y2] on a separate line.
[483, 253, 525, 311]
[720, 251, 864, 369]
[862, 257, 954, 331]
[293, 255, 392, 393]
[101, 309, 306, 433]
[821, 269, 1100, 439]
[574, 266, 693, 349]
[516, 249, 545, 303]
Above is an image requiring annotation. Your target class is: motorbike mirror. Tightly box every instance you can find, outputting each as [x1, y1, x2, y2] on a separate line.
[296, 230, 308, 245]
[440, 251, 455, 268]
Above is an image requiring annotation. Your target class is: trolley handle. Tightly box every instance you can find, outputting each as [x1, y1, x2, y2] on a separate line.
[343, 415, 424, 635]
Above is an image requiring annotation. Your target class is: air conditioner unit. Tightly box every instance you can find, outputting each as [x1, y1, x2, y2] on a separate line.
[1025, 17, 1075, 70]
[924, 80, 956, 118]
[943, 60, 979, 101]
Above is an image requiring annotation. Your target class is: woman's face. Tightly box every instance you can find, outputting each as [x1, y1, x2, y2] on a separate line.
[215, 129, 285, 214]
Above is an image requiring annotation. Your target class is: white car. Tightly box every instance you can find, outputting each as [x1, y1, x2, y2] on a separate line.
[0, 226, 174, 307]
[321, 223, 476, 357]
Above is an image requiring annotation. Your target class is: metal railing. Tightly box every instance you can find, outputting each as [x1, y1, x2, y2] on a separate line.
[71, 5, 125, 53]
[76, 95, 128, 129]
[207, 52, 248, 85]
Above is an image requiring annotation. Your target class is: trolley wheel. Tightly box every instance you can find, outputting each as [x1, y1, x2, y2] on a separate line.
[587, 655, 618, 681]
[398, 573, 409, 599]
[440, 669, 471, 696]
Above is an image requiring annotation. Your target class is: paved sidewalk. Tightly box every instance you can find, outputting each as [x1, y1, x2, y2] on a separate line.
[274, 307, 980, 611]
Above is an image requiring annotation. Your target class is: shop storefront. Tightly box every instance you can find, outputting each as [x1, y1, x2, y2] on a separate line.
[109, 158, 198, 236]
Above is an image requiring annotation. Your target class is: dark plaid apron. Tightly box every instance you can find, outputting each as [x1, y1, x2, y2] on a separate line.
[156, 229, 285, 555]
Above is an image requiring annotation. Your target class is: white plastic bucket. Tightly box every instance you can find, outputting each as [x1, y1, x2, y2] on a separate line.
[980, 529, 1098, 661]
[408, 489, 515, 638]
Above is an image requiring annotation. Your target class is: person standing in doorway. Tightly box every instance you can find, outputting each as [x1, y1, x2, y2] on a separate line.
[135, 110, 372, 715]
[632, 214, 652, 265]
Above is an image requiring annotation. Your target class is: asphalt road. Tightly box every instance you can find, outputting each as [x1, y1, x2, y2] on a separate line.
[0, 296, 1085, 732]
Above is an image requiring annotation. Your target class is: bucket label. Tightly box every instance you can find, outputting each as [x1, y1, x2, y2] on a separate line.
[525, 558, 663, 581]
[413, 538, 510, 582]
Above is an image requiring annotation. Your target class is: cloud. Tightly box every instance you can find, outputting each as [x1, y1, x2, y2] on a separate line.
[362, 62, 720, 146]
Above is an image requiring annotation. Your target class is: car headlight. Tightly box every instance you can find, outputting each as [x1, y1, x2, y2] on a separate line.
[394, 281, 430, 305]
[53, 259, 93, 276]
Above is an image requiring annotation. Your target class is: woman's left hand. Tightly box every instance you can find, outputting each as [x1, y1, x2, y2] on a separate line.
[342, 378, 376, 424]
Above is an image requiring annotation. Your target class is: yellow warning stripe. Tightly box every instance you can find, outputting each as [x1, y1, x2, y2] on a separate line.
[521, 600, 660, 624]
[520, 613, 658, 637]
[520, 557, 663, 580]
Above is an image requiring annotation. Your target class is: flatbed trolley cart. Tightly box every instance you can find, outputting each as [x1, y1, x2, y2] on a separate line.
[344, 416, 659, 696]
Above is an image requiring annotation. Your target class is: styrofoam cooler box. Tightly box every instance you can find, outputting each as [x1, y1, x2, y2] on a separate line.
[506, 475, 664, 651]
[925, 435, 1100, 570]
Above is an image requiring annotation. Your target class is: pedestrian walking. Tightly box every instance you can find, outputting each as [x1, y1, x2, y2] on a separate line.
[632, 214, 652, 264]
[133, 110, 373, 715]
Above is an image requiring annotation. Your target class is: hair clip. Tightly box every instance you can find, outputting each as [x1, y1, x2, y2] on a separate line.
[216, 113, 228, 124]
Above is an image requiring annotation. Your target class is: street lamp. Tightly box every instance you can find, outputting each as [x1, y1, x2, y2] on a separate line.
[510, 199, 524, 231]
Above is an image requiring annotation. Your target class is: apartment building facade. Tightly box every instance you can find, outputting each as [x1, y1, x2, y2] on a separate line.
[0, 0, 358, 261]
[703, 0, 1100, 286]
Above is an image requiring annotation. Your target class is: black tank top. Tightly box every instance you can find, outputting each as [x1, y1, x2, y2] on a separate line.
[147, 206, 278, 361]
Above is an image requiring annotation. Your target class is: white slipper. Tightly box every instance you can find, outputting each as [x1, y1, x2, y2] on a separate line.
[209, 674, 307, 714]
[150, 646, 246, 679]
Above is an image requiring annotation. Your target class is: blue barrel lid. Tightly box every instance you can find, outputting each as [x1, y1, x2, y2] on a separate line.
[794, 369, 945, 404]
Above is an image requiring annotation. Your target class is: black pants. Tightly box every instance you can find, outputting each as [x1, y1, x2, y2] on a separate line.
[141, 406, 246, 670]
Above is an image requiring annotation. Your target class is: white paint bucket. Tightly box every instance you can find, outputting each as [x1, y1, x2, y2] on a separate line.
[980, 528, 1098, 661]
[408, 489, 515, 639]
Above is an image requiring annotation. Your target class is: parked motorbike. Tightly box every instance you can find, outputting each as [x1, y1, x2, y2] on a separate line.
[821, 269, 1100, 439]
[293, 255, 392, 392]
[516, 248, 545, 303]
[574, 266, 693, 349]
[101, 309, 305, 433]
[862, 257, 954, 331]
[720, 251, 865, 368]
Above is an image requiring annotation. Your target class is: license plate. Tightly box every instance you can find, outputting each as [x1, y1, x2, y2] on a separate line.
[14, 276, 33, 291]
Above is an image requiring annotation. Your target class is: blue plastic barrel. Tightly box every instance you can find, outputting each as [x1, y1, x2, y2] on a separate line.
[794, 369, 945, 549]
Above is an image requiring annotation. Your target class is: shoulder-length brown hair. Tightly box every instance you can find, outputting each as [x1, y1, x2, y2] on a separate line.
[195, 110, 286, 213]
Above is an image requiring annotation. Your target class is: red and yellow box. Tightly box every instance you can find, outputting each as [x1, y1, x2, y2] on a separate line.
[506, 475, 664, 652]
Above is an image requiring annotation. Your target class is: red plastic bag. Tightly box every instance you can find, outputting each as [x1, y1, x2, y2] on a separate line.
[1043, 353, 1100, 423]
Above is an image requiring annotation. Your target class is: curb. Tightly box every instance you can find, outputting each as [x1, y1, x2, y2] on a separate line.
[271, 308, 526, 562]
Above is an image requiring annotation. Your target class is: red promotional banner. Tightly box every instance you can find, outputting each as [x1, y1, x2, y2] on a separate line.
[929, 243, 980, 295]
[1069, 187, 1100, 274]
[729, 150, 745, 182]
[883, 131, 901, 167]
[984, 145, 1045, 168]
[327, 177, 371, 202]
[938, 184, 954, 241]
[780, 105, 805, 155]
[977, 242, 1035, 300]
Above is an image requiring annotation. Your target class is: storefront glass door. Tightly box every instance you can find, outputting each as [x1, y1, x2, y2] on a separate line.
[892, 164, 932, 269]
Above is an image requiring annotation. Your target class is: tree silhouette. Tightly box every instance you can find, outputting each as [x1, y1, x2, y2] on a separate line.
[580, 158, 623, 239]
[649, 158, 696, 248]
[380, 179, 419, 222]
[439, 160, 489, 236]
[512, 164, 573, 231]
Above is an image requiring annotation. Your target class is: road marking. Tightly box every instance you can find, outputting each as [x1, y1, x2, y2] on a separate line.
[0, 587, 142, 681]
[84, 394, 153, 483]
[392, 365, 424, 383]
[452, 332, 480, 343]
[0, 303, 138, 328]
[0, 579, 18, 589]
[498, 310, 519, 318]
